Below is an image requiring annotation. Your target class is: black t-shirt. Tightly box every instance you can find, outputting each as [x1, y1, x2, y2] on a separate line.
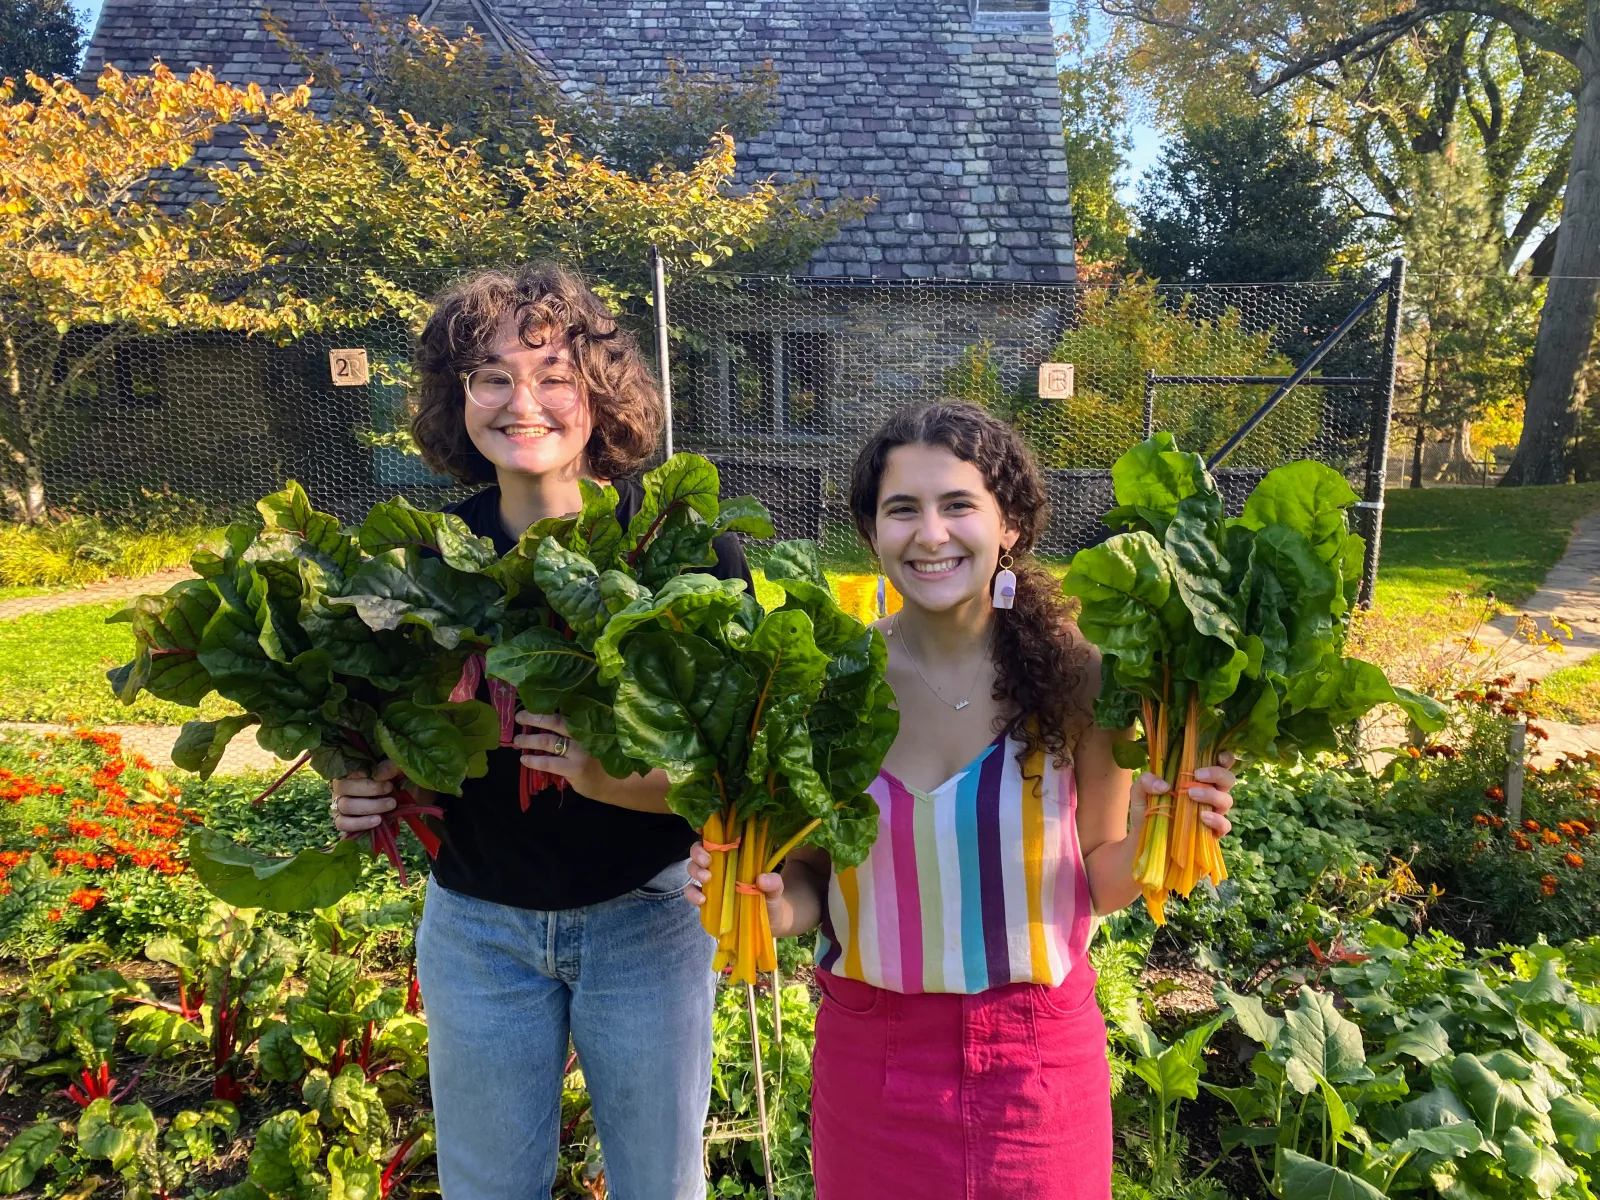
[429, 479, 753, 910]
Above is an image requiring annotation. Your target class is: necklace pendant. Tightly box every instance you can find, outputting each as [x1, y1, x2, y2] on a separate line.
[955, 699, 969, 710]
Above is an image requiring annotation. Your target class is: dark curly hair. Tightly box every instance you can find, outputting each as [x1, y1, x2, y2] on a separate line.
[411, 264, 663, 482]
[848, 402, 1090, 766]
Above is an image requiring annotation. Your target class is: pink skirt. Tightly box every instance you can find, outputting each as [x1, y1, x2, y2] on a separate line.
[810, 966, 1112, 1200]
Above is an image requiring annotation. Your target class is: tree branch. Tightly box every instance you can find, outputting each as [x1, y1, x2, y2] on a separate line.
[1240, 0, 1582, 96]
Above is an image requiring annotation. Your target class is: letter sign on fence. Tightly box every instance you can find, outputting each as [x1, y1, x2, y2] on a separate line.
[330, 349, 370, 386]
[1038, 362, 1074, 399]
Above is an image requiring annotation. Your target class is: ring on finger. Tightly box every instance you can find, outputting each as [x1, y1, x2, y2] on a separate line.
[552, 735, 570, 757]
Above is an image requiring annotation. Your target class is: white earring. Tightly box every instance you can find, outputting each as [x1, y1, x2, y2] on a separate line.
[992, 552, 1016, 610]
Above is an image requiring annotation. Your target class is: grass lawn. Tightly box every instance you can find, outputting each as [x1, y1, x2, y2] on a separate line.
[0, 601, 240, 726]
[1538, 656, 1600, 723]
[1372, 483, 1600, 617]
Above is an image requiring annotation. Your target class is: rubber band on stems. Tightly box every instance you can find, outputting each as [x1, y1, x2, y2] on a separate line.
[736, 881, 766, 895]
[702, 838, 742, 852]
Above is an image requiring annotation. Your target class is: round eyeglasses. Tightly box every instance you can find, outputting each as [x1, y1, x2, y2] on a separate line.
[459, 367, 582, 412]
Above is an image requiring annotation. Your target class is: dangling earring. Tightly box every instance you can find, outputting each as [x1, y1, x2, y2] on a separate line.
[992, 552, 1017, 610]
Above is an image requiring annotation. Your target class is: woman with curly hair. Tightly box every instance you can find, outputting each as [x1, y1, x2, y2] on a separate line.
[688, 401, 1238, 1198]
[332, 264, 748, 1199]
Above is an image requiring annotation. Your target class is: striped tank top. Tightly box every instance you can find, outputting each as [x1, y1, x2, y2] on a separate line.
[817, 731, 1094, 994]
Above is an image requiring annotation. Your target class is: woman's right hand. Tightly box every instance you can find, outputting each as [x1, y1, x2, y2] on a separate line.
[331, 760, 401, 834]
[688, 841, 788, 935]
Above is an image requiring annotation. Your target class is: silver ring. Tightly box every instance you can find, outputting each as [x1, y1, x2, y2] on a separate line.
[552, 735, 570, 757]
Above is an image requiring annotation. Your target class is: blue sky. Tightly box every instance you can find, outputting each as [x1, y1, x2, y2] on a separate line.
[71, 0, 1163, 202]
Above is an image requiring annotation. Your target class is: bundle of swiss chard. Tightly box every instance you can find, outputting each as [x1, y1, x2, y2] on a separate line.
[109, 482, 506, 909]
[483, 453, 780, 799]
[494, 537, 897, 983]
[1062, 435, 1444, 924]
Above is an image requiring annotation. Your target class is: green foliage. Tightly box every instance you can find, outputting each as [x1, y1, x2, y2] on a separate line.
[0, 0, 82, 99]
[991, 277, 1321, 470]
[1065, 436, 1440, 765]
[1057, 1, 1133, 268]
[1211, 923, 1600, 1199]
[1130, 109, 1352, 286]
[707, 981, 817, 1199]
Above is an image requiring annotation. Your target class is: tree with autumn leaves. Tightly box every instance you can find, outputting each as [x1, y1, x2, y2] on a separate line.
[0, 66, 314, 523]
[0, 44, 865, 521]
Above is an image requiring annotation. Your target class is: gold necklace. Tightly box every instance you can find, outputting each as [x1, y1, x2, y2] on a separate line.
[890, 614, 987, 711]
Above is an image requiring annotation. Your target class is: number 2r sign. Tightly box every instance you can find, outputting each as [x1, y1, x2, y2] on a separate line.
[330, 349, 370, 386]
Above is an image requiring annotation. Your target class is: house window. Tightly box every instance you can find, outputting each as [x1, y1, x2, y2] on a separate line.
[722, 331, 832, 437]
[972, 0, 1051, 29]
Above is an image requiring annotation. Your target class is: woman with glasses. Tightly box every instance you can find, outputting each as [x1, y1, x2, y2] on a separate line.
[331, 265, 747, 1199]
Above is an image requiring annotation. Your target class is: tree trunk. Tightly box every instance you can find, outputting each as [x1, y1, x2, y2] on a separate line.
[1502, 63, 1600, 486]
[1411, 346, 1433, 488]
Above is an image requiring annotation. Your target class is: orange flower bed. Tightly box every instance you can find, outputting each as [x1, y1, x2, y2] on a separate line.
[0, 726, 205, 898]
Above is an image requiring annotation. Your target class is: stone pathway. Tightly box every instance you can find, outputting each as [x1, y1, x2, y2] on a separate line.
[0, 722, 284, 776]
[0, 568, 195, 621]
[1481, 509, 1600, 685]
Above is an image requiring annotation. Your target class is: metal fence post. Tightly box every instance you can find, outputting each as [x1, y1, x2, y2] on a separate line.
[1142, 369, 1156, 438]
[651, 247, 675, 459]
[1356, 256, 1405, 610]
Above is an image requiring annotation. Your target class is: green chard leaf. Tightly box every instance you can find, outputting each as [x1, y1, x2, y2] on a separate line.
[188, 829, 367, 912]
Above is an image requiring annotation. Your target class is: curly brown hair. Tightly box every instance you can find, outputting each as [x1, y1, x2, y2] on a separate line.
[411, 264, 663, 482]
[848, 402, 1090, 766]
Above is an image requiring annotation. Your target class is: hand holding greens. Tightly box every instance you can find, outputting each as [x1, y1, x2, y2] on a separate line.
[1063, 435, 1444, 924]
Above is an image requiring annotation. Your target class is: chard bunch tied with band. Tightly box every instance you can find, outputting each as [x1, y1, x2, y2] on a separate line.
[108, 482, 505, 910]
[482, 453, 778, 800]
[503, 537, 896, 984]
[1063, 435, 1444, 924]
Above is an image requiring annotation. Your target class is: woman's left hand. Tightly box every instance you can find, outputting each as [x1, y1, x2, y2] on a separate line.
[513, 712, 613, 802]
[1190, 750, 1237, 837]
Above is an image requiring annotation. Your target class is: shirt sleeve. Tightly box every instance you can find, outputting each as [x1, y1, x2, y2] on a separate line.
[710, 531, 755, 589]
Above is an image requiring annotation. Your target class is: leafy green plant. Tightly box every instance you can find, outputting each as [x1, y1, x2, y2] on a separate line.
[108, 480, 507, 906]
[1116, 1012, 1227, 1191]
[1064, 435, 1443, 922]
[1212, 922, 1600, 1197]
[486, 452, 776, 799]
[604, 540, 897, 983]
[132, 904, 297, 1102]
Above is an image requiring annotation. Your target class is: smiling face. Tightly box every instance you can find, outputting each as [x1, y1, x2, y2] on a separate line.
[871, 442, 1018, 614]
[462, 318, 594, 480]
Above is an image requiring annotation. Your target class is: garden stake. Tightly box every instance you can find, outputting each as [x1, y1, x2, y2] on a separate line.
[745, 982, 776, 1200]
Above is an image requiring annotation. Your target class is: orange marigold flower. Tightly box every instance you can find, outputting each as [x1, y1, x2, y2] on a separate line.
[1513, 833, 1533, 851]
[30, 825, 47, 837]
[1566, 852, 1585, 869]
[67, 887, 103, 911]
[1406, 746, 1422, 758]
[1543, 829, 1563, 845]
[1473, 814, 1491, 826]
[0, 852, 23, 867]
[46, 908, 61, 922]
[1542, 874, 1560, 896]
[1485, 786, 1505, 802]
[1524, 819, 1541, 831]
[1490, 815, 1505, 829]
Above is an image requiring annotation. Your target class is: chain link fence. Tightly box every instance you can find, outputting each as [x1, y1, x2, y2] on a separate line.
[0, 264, 1400, 731]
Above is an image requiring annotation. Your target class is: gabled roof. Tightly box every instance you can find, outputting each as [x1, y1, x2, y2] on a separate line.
[81, 1, 1076, 281]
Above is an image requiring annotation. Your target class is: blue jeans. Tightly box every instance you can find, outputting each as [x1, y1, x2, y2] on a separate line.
[415, 862, 715, 1199]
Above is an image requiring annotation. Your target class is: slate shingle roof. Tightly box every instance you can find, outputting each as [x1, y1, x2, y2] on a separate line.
[80, 1, 1075, 281]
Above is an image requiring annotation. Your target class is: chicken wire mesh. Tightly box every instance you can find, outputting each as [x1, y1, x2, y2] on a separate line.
[0, 264, 1398, 733]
